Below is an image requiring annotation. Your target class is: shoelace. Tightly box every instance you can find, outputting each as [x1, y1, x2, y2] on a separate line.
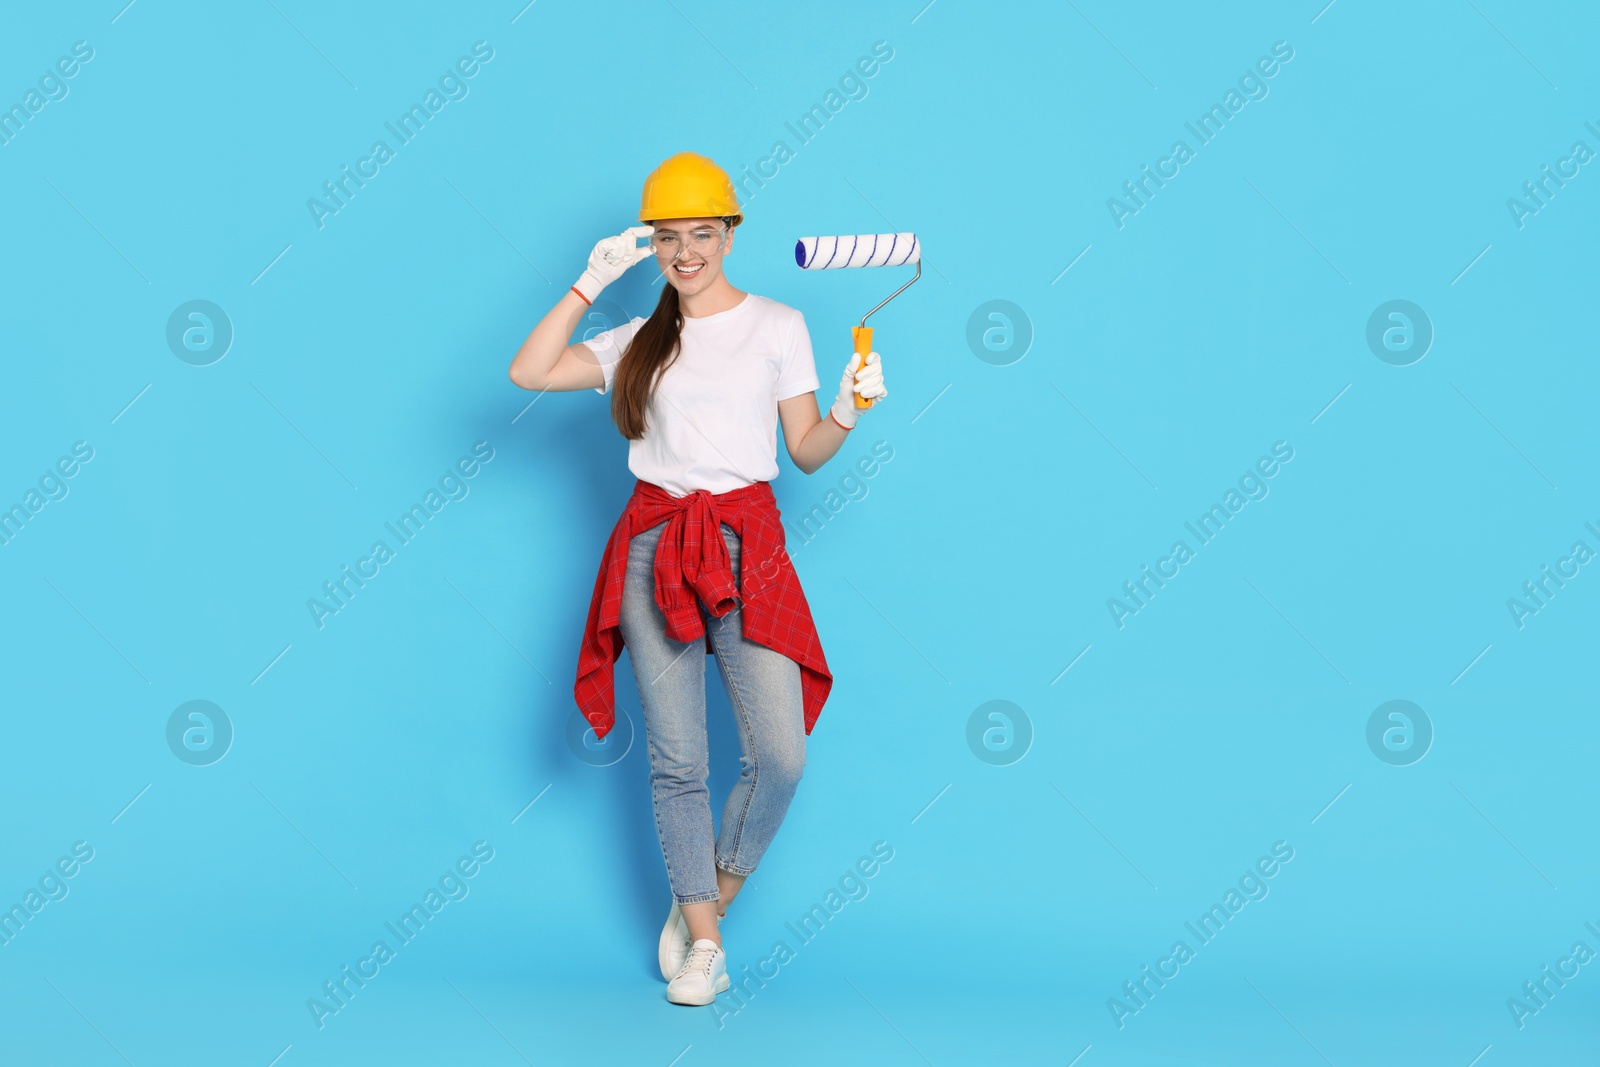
[679, 943, 718, 977]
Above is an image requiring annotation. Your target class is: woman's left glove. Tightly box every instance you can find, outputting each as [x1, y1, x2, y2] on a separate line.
[829, 351, 887, 430]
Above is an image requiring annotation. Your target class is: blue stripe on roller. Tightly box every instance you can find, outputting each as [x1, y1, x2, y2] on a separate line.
[906, 234, 917, 265]
[820, 237, 839, 269]
[848, 234, 858, 266]
[885, 233, 896, 266]
[869, 233, 879, 266]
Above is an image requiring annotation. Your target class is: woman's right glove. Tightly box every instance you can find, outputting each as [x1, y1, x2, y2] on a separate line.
[572, 225, 655, 304]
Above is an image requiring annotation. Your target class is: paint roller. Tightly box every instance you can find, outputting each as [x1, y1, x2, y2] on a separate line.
[794, 233, 921, 411]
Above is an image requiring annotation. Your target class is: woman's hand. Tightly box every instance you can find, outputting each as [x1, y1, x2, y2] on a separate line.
[828, 351, 887, 430]
[572, 225, 655, 303]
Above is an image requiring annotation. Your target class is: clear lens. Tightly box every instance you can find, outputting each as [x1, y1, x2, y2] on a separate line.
[650, 227, 727, 258]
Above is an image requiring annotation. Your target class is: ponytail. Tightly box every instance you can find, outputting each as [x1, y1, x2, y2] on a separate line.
[611, 281, 683, 441]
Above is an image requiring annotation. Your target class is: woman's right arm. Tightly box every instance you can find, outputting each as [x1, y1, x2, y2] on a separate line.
[508, 224, 655, 393]
[508, 289, 603, 392]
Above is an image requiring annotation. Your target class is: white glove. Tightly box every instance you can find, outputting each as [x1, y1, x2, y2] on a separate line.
[829, 351, 887, 429]
[572, 225, 655, 303]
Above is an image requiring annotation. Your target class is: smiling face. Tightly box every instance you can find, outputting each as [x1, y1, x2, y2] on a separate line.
[649, 215, 735, 295]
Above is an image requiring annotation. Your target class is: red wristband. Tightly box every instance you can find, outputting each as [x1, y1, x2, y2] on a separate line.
[829, 409, 855, 431]
[570, 285, 592, 306]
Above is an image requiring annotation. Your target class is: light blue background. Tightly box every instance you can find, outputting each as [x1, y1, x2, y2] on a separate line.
[2, 1, 1597, 1064]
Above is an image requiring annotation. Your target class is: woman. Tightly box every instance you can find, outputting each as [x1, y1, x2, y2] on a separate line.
[507, 152, 887, 1006]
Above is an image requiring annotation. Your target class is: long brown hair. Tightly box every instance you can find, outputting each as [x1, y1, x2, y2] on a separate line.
[609, 216, 735, 440]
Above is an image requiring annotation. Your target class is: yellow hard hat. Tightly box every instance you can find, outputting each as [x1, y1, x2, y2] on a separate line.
[639, 152, 742, 227]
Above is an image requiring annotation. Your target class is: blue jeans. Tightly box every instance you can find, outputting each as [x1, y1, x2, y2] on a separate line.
[618, 517, 807, 905]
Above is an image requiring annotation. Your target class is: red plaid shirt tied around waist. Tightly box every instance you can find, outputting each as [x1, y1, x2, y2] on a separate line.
[574, 478, 833, 741]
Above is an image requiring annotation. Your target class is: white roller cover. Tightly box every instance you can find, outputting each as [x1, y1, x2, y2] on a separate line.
[795, 233, 920, 269]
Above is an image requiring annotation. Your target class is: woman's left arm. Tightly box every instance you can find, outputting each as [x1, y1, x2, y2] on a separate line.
[780, 350, 887, 474]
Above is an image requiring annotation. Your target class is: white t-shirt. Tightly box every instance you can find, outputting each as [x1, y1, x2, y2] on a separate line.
[582, 292, 822, 498]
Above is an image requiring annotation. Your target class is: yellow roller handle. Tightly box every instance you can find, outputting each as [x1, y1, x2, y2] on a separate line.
[851, 325, 875, 410]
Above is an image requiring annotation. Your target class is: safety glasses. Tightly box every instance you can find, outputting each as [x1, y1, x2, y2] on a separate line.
[649, 226, 729, 259]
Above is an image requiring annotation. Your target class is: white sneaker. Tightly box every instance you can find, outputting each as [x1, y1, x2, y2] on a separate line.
[666, 938, 729, 1006]
[658, 902, 722, 981]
